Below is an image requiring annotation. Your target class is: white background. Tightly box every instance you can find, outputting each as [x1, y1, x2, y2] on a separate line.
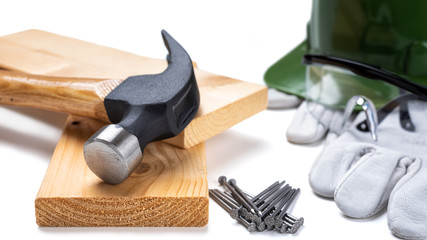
[0, 1, 396, 239]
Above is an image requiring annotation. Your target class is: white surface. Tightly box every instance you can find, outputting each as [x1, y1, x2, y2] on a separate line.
[0, 1, 396, 239]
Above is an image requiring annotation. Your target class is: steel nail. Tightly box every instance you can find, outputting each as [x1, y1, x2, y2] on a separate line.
[209, 189, 241, 220]
[257, 221, 267, 232]
[279, 220, 296, 234]
[218, 176, 257, 216]
[209, 189, 233, 212]
[277, 188, 300, 220]
[212, 189, 240, 208]
[260, 186, 292, 219]
[254, 182, 286, 206]
[264, 188, 294, 227]
[238, 216, 257, 232]
[275, 189, 303, 232]
[251, 181, 280, 203]
[219, 190, 255, 221]
[258, 184, 290, 211]
[228, 178, 262, 216]
[209, 189, 256, 232]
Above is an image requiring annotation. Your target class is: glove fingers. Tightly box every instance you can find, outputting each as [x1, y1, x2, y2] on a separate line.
[309, 142, 374, 197]
[334, 150, 408, 218]
[267, 88, 302, 109]
[388, 158, 426, 240]
[286, 101, 330, 144]
[324, 110, 345, 144]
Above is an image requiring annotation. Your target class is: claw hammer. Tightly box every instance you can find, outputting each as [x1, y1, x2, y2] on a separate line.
[0, 30, 200, 184]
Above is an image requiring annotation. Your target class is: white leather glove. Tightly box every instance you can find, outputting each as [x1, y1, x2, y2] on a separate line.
[286, 101, 344, 144]
[267, 88, 302, 109]
[309, 99, 427, 239]
[267, 88, 344, 144]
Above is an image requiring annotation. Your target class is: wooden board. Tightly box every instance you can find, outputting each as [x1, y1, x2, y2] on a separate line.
[0, 30, 266, 227]
[35, 116, 208, 227]
[0, 30, 268, 149]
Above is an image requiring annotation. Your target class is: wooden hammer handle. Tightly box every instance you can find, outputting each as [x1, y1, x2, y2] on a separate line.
[0, 69, 122, 122]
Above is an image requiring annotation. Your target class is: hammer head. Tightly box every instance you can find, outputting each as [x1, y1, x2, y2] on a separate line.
[84, 30, 200, 184]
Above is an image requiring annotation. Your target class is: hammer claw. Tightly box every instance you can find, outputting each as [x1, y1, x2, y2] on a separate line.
[84, 30, 200, 184]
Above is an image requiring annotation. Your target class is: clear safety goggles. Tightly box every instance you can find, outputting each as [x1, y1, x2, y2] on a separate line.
[303, 54, 427, 141]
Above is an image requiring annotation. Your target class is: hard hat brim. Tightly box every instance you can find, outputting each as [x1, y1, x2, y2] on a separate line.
[263, 40, 307, 98]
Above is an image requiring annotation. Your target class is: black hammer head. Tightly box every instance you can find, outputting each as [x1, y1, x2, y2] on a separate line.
[84, 30, 200, 184]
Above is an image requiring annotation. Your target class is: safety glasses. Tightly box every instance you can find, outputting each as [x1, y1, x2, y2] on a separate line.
[303, 54, 427, 101]
[302, 54, 427, 141]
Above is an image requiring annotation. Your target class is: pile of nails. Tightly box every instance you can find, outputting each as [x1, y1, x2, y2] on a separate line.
[209, 176, 303, 233]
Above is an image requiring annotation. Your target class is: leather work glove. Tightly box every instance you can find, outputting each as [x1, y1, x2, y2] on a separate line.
[309, 98, 427, 239]
[267, 89, 344, 144]
[267, 88, 302, 109]
[286, 100, 344, 144]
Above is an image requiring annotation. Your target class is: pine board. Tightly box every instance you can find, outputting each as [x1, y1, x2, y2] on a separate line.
[0, 29, 268, 149]
[35, 116, 208, 227]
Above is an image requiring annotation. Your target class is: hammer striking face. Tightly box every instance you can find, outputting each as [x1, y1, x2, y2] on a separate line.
[83, 30, 200, 184]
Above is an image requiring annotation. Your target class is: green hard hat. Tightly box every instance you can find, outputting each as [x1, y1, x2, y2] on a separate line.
[265, 0, 427, 99]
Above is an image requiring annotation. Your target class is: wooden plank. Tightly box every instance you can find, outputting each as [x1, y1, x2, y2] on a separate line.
[0, 29, 268, 149]
[35, 116, 208, 227]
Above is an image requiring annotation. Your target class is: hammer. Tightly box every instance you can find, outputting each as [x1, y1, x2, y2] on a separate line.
[0, 30, 200, 184]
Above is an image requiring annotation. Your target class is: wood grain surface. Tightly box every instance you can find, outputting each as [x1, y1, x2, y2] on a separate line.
[0, 30, 267, 149]
[35, 116, 209, 227]
[0, 69, 116, 121]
